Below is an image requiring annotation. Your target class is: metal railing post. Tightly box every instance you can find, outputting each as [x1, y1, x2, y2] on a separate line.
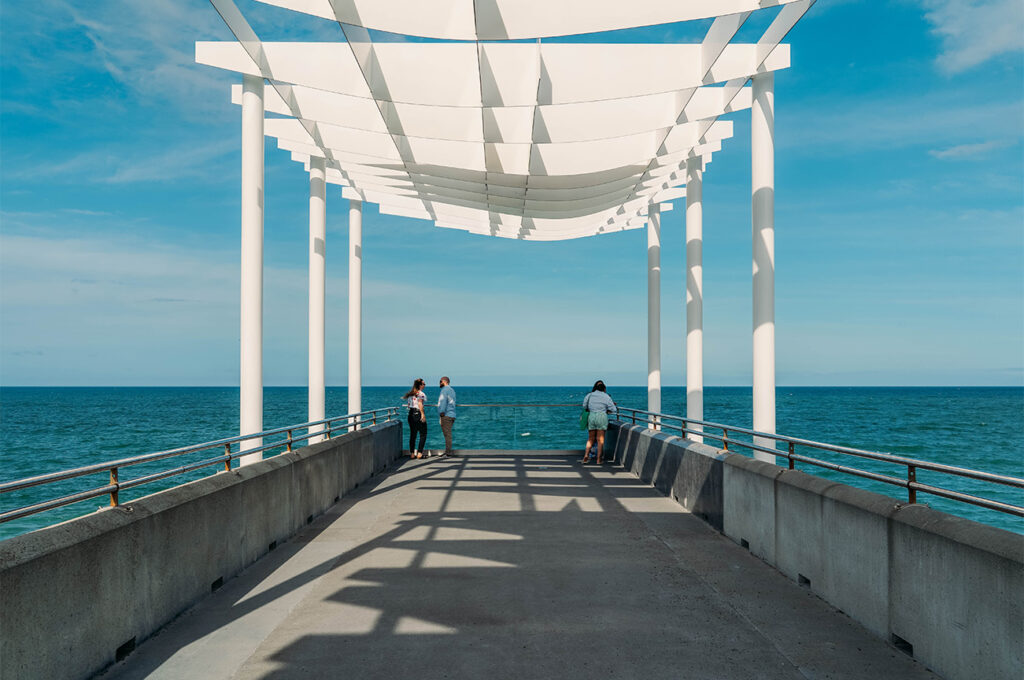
[109, 467, 119, 507]
[722, 429, 729, 452]
[286, 429, 293, 453]
[224, 443, 232, 471]
[908, 465, 917, 504]
[788, 442, 795, 469]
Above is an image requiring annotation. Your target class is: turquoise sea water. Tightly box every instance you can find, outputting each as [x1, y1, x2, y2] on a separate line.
[1, 386, 1022, 539]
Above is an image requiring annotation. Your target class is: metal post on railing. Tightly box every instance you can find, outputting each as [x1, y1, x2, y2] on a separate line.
[224, 443, 232, 471]
[325, 420, 332, 440]
[722, 429, 729, 452]
[908, 465, 917, 504]
[373, 413, 378, 425]
[788, 442, 795, 470]
[286, 430, 293, 453]
[109, 467, 119, 507]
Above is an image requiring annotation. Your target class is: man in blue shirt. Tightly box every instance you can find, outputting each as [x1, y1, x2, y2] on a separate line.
[437, 376, 457, 456]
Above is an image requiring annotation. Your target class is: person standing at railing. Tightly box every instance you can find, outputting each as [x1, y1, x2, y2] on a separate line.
[437, 376, 457, 457]
[581, 380, 617, 464]
[404, 378, 428, 458]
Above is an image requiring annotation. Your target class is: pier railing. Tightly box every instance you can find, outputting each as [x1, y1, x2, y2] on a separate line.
[612, 407, 1024, 518]
[0, 407, 400, 524]
[4, 403, 1021, 528]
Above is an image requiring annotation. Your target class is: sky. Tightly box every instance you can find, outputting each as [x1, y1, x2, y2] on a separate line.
[0, 0, 1022, 387]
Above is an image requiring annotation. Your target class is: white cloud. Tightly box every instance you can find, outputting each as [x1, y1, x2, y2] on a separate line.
[929, 139, 1012, 159]
[920, 0, 1024, 73]
[785, 95, 1023, 154]
[1, 0, 232, 118]
[4, 138, 237, 185]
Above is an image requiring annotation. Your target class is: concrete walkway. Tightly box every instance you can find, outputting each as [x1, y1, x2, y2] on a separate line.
[100, 451, 940, 680]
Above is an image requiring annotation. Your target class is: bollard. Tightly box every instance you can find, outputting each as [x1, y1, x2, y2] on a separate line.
[109, 468, 119, 506]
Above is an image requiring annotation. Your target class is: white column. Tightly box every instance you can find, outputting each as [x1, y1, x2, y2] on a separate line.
[647, 203, 662, 422]
[685, 157, 704, 443]
[308, 157, 326, 443]
[348, 199, 363, 429]
[239, 74, 264, 466]
[752, 72, 776, 463]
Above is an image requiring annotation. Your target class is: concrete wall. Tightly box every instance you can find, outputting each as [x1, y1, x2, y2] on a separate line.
[611, 422, 1024, 680]
[0, 421, 402, 680]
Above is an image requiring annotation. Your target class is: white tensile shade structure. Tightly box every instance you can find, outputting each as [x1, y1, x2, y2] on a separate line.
[197, 0, 815, 463]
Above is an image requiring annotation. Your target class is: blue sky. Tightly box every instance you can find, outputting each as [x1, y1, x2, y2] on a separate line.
[1, 0, 1022, 386]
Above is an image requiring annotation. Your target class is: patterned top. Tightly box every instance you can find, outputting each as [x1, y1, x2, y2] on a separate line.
[406, 390, 426, 410]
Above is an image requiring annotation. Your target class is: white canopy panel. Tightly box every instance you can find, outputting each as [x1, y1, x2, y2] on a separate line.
[199, 0, 815, 239]
[254, 0, 811, 41]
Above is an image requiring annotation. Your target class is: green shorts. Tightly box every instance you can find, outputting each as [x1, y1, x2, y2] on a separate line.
[587, 411, 609, 431]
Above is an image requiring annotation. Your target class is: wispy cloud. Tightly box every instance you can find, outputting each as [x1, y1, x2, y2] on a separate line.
[919, 0, 1024, 73]
[1, 0, 232, 119]
[786, 95, 1023, 154]
[4, 138, 236, 185]
[929, 139, 1014, 159]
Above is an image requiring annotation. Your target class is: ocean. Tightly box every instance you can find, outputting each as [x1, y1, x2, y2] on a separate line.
[1, 386, 1021, 539]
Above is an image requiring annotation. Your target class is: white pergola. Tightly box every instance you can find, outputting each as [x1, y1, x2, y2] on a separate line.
[196, 0, 816, 462]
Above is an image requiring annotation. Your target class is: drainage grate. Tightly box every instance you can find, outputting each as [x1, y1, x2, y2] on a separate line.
[891, 633, 914, 657]
[115, 637, 136, 662]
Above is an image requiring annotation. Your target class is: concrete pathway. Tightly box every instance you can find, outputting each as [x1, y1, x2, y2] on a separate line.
[99, 451, 940, 680]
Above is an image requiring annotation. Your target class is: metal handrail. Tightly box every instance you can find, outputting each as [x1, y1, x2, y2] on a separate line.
[426, 403, 581, 408]
[0, 407, 400, 524]
[612, 406, 1024, 518]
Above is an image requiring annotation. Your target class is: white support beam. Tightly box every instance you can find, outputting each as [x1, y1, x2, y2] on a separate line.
[348, 199, 363, 428]
[685, 156, 704, 443]
[751, 72, 776, 463]
[308, 156, 327, 443]
[240, 74, 265, 466]
[647, 202, 662, 421]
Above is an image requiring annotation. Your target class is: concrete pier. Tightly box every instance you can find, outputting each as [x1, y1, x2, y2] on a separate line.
[99, 451, 937, 680]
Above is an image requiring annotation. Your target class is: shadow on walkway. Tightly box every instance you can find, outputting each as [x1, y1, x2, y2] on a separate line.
[101, 452, 938, 680]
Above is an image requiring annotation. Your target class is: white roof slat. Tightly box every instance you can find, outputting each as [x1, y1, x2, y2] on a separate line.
[254, 0, 808, 41]
[369, 42, 482, 107]
[201, 42, 789, 107]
